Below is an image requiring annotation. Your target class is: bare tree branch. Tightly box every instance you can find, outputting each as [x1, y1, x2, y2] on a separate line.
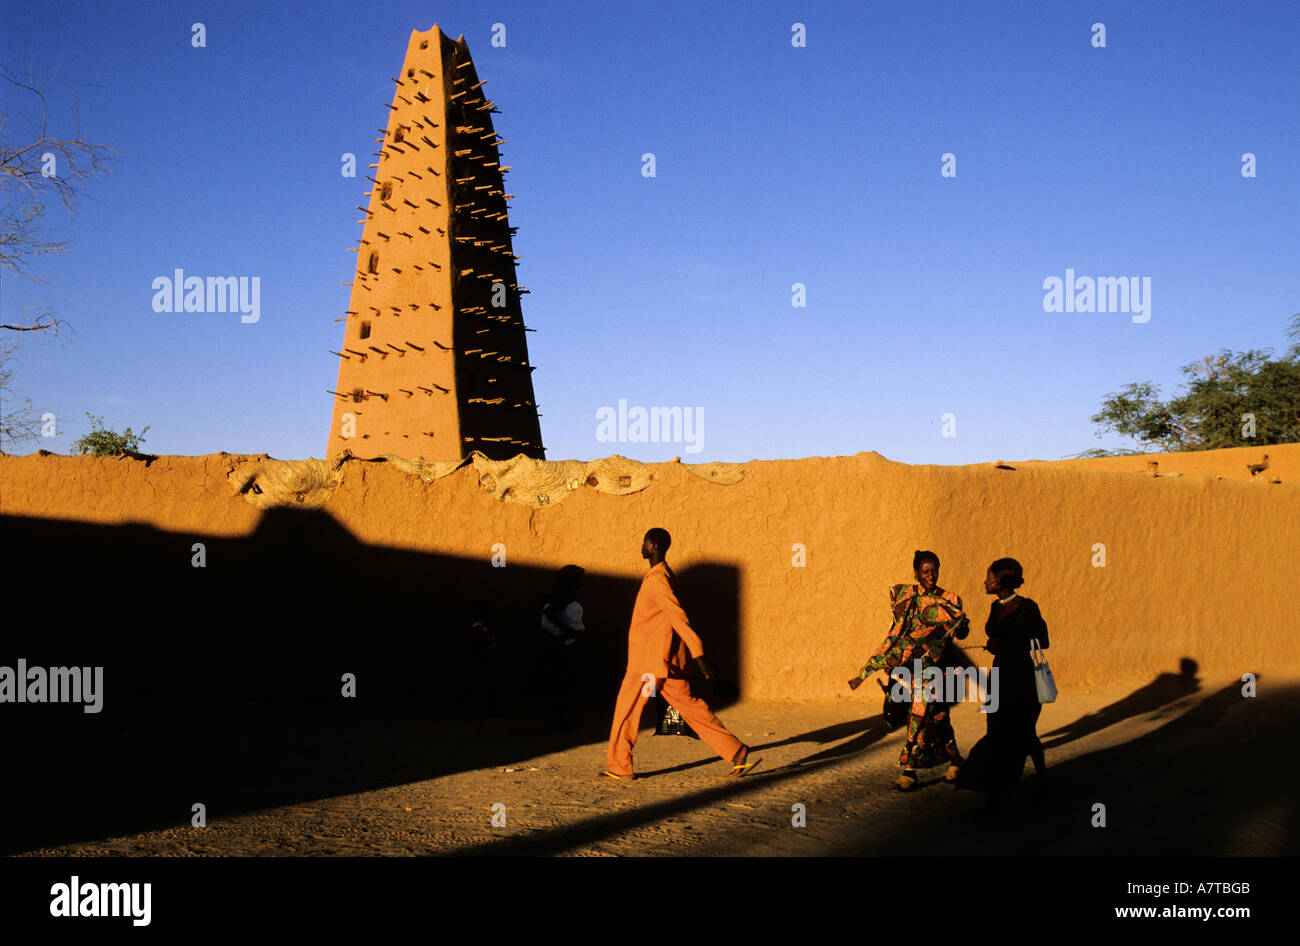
[0, 337, 44, 451]
[0, 64, 121, 282]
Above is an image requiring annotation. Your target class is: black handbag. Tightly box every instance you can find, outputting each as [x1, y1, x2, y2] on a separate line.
[877, 594, 919, 730]
[654, 697, 698, 738]
[879, 676, 911, 730]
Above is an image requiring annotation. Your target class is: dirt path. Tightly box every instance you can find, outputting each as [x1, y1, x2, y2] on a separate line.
[14, 675, 1297, 857]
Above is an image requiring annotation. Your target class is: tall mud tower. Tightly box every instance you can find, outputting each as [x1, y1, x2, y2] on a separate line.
[326, 25, 544, 461]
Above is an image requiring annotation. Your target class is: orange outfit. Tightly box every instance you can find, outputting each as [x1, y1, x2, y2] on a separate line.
[606, 562, 742, 776]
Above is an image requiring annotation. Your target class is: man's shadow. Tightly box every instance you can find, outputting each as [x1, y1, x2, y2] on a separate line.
[637, 714, 894, 779]
[779, 716, 894, 768]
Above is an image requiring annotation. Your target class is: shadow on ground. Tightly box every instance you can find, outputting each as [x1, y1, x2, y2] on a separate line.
[831, 677, 1299, 856]
[452, 674, 1299, 856]
[0, 509, 740, 855]
[1040, 658, 1201, 749]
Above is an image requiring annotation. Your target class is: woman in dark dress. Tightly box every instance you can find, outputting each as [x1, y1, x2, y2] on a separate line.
[955, 558, 1050, 817]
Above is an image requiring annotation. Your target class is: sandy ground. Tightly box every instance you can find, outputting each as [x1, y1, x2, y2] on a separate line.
[12, 673, 1297, 857]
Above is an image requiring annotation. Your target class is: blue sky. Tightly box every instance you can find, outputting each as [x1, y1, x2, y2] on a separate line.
[2, 0, 1297, 463]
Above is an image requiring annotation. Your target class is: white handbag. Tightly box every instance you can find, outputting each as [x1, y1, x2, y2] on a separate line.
[1030, 638, 1057, 703]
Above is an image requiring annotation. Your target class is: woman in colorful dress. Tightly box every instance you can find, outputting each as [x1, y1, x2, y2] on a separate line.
[849, 550, 970, 791]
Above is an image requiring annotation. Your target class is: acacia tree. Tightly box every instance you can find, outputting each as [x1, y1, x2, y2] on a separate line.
[1, 65, 117, 290]
[70, 413, 149, 456]
[1076, 314, 1300, 456]
[0, 65, 117, 451]
[0, 334, 42, 447]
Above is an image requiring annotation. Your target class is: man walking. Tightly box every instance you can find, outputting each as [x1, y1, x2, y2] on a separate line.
[604, 528, 760, 779]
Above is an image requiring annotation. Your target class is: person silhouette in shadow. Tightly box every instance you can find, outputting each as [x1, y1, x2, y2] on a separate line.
[539, 564, 586, 730]
[443, 600, 500, 719]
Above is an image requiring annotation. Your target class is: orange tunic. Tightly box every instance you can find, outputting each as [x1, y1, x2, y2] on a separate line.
[624, 563, 705, 678]
[607, 561, 740, 776]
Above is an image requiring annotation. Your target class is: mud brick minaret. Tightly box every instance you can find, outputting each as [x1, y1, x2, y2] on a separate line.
[326, 24, 544, 461]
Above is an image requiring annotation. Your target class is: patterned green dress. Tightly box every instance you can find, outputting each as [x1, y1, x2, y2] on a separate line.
[857, 583, 968, 770]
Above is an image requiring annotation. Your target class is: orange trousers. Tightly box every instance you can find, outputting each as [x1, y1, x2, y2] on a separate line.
[606, 673, 743, 777]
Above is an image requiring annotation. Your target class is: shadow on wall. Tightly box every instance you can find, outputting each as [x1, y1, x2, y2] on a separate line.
[1040, 657, 1201, 749]
[0, 509, 741, 854]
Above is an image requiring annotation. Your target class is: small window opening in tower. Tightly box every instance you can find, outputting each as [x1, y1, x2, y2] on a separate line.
[406, 68, 415, 78]
[368, 252, 379, 274]
[394, 125, 407, 143]
[359, 321, 372, 339]
[380, 181, 393, 201]
[420, 39, 428, 49]
[351, 388, 365, 403]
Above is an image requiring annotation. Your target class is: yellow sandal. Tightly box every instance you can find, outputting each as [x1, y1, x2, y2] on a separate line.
[894, 771, 919, 791]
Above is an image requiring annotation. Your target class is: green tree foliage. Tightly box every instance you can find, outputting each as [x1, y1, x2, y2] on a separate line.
[70, 412, 149, 456]
[1077, 315, 1300, 456]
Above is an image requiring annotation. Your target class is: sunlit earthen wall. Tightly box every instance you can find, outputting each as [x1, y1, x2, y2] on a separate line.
[3, 443, 1295, 697]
